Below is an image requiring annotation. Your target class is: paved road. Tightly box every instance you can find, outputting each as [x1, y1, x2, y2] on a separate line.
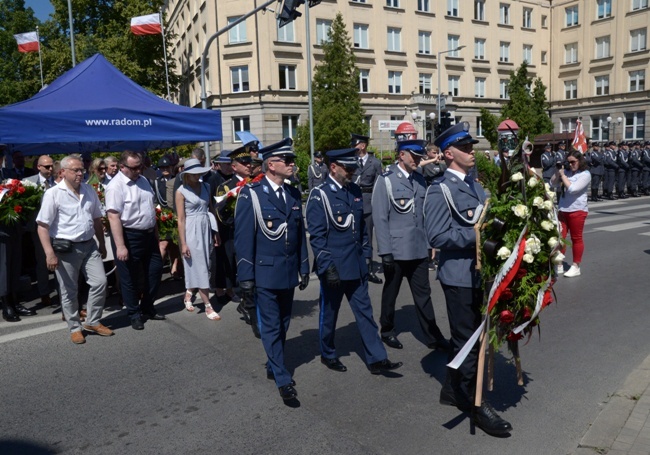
[1, 197, 649, 455]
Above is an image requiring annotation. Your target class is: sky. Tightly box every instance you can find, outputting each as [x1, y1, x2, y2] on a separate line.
[25, 0, 55, 21]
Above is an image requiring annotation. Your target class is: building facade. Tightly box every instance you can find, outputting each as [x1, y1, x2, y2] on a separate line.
[164, 0, 648, 154]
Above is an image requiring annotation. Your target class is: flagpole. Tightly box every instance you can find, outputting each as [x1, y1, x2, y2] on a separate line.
[159, 8, 171, 100]
[67, 0, 76, 66]
[36, 26, 44, 88]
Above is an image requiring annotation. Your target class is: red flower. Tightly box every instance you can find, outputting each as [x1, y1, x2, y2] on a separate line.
[507, 332, 524, 342]
[156, 207, 162, 214]
[522, 307, 532, 320]
[13, 205, 23, 213]
[500, 288, 514, 301]
[542, 290, 553, 308]
[515, 268, 527, 279]
[17, 186, 25, 194]
[499, 310, 515, 324]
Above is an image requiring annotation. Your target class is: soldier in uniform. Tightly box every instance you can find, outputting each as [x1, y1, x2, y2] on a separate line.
[616, 141, 629, 198]
[371, 139, 450, 351]
[642, 141, 650, 195]
[234, 139, 310, 402]
[629, 142, 644, 197]
[351, 133, 384, 284]
[306, 148, 402, 375]
[207, 153, 234, 198]
[424, 122, 513, 436]
[603, 141, 619, 200]
[588, 143, 604, 202]
[308, 151, 328, 191]
[555, 141, 568, 169]
[540, 143, 556, 184]
[215, 147, 258, 335]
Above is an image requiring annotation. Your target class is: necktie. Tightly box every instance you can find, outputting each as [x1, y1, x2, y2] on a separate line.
[464, 175, 477, 197]
[359, 158, 364, 170]
[44, 178, 51, 189]
[277, 186, 285, 203]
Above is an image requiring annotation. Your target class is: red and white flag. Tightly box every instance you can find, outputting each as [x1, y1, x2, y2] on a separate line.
[572, 118, 587, 153]
[131, 13, 162, 35]
[14, 31, 39, 53]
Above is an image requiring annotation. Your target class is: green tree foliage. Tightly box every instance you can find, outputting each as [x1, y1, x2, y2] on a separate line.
[293, 13, 366, 187]
[481, 62, 554, 148]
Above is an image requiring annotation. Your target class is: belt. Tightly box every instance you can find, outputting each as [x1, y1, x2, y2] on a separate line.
[123, 227, 155, 234]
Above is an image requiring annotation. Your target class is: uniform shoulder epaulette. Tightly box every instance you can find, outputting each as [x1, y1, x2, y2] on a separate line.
[381, 170, 393, 177]
[249, 180, 262, 188]
[431, 176, 446, 186]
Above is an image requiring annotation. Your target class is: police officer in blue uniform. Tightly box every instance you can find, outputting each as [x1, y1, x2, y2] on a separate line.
[425, 122, 512, 436]
[234, 138, 310, 402]
[642, 141, 650, 195]
[603, 141, 619, 199]
[629, 142, 643, 197]
[540, 143, 556, 184]
[371, 139, 450, 351]
[306, 148, 402, 375]
[616, 141, 630, 198]
[588, 142, 604, 201]
[308, 151, 328, 191]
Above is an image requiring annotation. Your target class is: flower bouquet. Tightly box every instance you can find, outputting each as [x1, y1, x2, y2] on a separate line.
[156, 205, 178, 243]
[214, 173, 265, 223]
[0, 179, 44, 226]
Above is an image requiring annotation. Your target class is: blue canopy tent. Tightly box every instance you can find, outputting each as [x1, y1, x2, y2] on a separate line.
[0, 54, 221, 155]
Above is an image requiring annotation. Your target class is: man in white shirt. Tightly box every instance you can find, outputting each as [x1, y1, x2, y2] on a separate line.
[36, 155, 112, 344]
[105, 151, 164, 330]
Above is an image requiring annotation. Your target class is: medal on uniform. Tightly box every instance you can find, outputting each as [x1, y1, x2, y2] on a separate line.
[400, 199, 405, 206]
[330, 184, 336, 192]
[468, 209, 474, 218]
[263, 185, 269, 194]
[397, 172, 402, 178]
[337, 216, 342, 222]
[267, 221, 273, 228]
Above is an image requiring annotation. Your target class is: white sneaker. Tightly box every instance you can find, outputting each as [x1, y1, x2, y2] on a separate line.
[564, 265, 581, 277]
[555, 264, 564, 275]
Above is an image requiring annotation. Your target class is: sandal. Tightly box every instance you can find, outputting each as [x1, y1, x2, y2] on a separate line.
[183, 291, 195, 312]
[205, 304, 221, 321]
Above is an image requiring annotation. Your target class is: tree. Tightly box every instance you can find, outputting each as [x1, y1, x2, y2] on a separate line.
[293, 13, 367, 186]
[481, 62, 553, 148]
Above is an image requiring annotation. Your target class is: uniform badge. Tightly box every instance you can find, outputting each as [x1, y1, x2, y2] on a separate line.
[267, 221, 273, 228]
[397, 172, 403, 178]
[400, 199, 405, 206]
[468, 209, 474, 218]
[337, 216, 343, 222]
[263, 185, 269, 194]
[329, 184, 337, 192]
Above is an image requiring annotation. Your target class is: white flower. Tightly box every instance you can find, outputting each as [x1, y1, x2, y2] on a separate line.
[551, 252, 565, 265]
[525, 236, 541, 254]
[540, 220, 554, 231]
[542, 200, 554, 211]
[22, 179, 37, 188]
[496, 246, 511, 260]
[548, 237, 559, 248]
[512, 204, 529, 218]
[528, 177, 539, 188]
[522, 253, 535, 263]
[544, 183, 552, 191]
[510, 172, 524, 182]
[532, 196, 544, 208]
[546, 191, 557, 202]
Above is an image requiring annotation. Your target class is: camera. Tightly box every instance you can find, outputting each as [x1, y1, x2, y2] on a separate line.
[555, 161, 563, 169]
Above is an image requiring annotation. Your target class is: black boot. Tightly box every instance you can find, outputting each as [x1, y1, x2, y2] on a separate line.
[9, 295, 36, 317]
[1, 297, 20, 322]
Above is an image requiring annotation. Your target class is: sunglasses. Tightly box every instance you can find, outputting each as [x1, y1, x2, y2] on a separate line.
[40, 164, 54, 169]
[123, 164, 143, 171]
[98, 167, 107, 171]
[567, 160, 578, 164]
[271, 157, 295, 165]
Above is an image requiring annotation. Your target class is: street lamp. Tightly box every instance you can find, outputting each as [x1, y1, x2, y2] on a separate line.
[606, 116, 623, 142]
[437, 45, 465, 127]
[411, 111, 436, 139]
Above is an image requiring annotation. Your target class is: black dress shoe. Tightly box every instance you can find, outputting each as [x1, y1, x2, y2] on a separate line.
[14, 303, 36, 317]
[473, 403, 513, 436]
[439, 387, 472, 412]
[144, 313, 166, 321]
[427, 338, 452, 352]
[320, 356, 347, 372]
[131, 317, 144, 330]
[237, 303, 251, 325]
[368, 273, 383, 284]
[278, 384, 298, 401]
[2, 308, 20, 322]
[368, 359, 403, 375]
[266, 371, 296, 386]
[381, 335, 403, 349]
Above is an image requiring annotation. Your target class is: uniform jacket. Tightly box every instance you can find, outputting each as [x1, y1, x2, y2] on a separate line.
[307, 162, 328, 191]
[215, 175, 243, 228]
[540, 151, 556, 180]
[372, 167, 428, 261]
[589, 150, 605, 176]
[604, 149, 619, 169]
[617, 149, 630, 170]
[234, 178, 309, 290]
[642, 149, 650, 170]
[354, 154, 383, 214]
[424, 170, 486, 288]
[306, 177, 370, 280]
[630, 150, 643, 170]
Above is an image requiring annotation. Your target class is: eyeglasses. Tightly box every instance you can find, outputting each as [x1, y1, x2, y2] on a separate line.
[98, 167, 107, 171]
[123, 164, 143, 171]
[40, 165, 54, 169]
[65, 168, 85, 174]
[270, 157, 295, 165]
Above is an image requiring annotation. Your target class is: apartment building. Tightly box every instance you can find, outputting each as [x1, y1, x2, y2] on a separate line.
[164, 0, 648, 153]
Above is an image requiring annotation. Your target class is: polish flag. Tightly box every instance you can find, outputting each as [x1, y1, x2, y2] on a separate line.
[572, 118, 587, 153]
[131, 13, 162, 35]
[14, 31, 39, 53]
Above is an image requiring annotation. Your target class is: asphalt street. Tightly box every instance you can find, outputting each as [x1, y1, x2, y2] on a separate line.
[1, 196, 649, 455]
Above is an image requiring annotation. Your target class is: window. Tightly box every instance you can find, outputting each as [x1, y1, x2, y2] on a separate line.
[595, 75, 609, 96]
[596, 36, 611, 58]
[631, 28, 647, 52]
[390, 115, 401, 138]
[561, 118, 575, 133]
[523, 8, 532, 28]
[564, 80, 577, 99]
[354, 24, 369, 49]
[565, 42, 578, 64]
[418, 31, 431, 54]
[625, 112, 645, 139]
[388, 71, 402, 94]
[541, 51, 547, 64]
[279, 65, 296, 90]
[419, 73, 432, 94]
[233, 117, 250, 140]
[386, 0, 399, 7]
[476, 118, 484, 137]
[499, 3, 510, 24]
[596, 0, 611, 19]
[359, 69, 370, 93]
[474, 38, 486, 60]
[447, 0, 459, 17]
[630, 70, 646, 91]
[591, 116, 609, 141]
[542, 15, 548, 28]
[352, 0, 367, 3]
[633, 0, 648, 10]
[277, 20, 295, 42]
[230, 66, 249, 93]
[228, 16, 247, 44]
[565, 6, 579, 27]
[282, 115, 299, 139]
[499, 41, 510, 62]
[500, 79, 509, 99]
[523, 45, 533, 64]
[448, 75, 460, 96]
[474, 0, 485, 21]
[387, 27, 402, 52]
[316, 19, 332, 45]
[418, 0, 430, 12]
[448, 35, 460, 56]
[475, 77, 486, 98]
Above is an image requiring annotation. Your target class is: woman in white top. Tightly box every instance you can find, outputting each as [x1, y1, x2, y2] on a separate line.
[552, 149, 591, 278]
